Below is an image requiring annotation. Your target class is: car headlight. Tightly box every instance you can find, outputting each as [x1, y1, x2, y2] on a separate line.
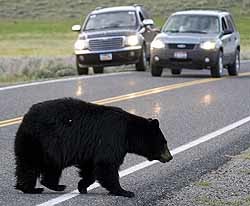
[151, 40, 165, 49]
[126, 35, 140, 46]
[74, 40, 88, 50]
[200, 41, 216, 50]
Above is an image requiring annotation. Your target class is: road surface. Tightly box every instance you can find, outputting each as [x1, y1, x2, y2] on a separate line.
[0, 63, 250, 205]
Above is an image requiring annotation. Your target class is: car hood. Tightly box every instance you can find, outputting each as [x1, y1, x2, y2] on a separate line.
[156, 32, 219, 44]
[80, 29, 137, 39]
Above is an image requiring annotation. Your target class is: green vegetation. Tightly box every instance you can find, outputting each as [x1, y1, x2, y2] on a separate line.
[239, 152, 250, 160]
[195, 196, 250, 206]
[1, 0, 250, 20]
[195, 181, 212, 187]
[240, 169, 250, 175]
[0, 0, 249, 84]
[0, 0, 250, 57]
[0, 20, 77, 56]
[0, 58, 76, 85]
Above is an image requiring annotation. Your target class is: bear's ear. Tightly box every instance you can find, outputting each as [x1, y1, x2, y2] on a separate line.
[149, 119, 159, 128]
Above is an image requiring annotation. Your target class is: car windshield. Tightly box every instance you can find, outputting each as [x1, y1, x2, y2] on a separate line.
[84, 11, 137, 31]
[163, 15, 220, 34]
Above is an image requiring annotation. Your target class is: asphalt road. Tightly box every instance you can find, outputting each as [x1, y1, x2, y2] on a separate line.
[0, 63, 250, 206]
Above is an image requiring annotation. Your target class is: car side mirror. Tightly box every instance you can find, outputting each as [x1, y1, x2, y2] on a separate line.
[223, 29, 233, 35]
[153, 28, 161, 33]
[72, 25, 81, 32]
[142, 19, 154, 26]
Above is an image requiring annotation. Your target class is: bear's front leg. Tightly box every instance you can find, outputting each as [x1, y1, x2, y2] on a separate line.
[95, 163, 135, 198]
[40, 167, 66, 192]
[78, 162, 96, 194]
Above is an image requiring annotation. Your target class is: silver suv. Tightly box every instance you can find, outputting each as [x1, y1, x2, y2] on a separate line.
[150, 10, 240, 77]
[72, 5, 158, 75]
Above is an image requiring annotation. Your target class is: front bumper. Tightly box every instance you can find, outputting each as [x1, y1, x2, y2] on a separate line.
[151, 46, 220, 70]
[75, 46, 142, 67]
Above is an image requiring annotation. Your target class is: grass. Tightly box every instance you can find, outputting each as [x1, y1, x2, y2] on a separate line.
[0, 16, 250, 57]
[238, 152, 250, 160]
[0, 20, 77, 56]
[0, 57, 76, 85]
[240, 169, 250, 175]
[0, 0, 249, 84]
[195, 196, 250, 206]
[0, 0, 250, 57]
[236, 17, 250, 55]
[195, 181, 212, 187]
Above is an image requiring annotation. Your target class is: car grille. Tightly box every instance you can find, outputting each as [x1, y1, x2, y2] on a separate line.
[167, 44, 196, 50]
[87, 32, 129, 39]
[89, 37, 124, 51]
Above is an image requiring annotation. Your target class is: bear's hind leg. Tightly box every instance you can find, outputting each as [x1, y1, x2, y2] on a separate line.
[15, 159, 43, 194]
[40, 167, 66, 191]
[78, 162, 96, 194]
[95, 163, 135, 198]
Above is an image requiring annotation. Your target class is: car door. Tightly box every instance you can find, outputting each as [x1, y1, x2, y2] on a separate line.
[220, 16, 232, 64]
[225, 15, 239, 63]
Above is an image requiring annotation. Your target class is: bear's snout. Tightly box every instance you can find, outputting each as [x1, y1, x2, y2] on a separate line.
[159, 145, 173, 163]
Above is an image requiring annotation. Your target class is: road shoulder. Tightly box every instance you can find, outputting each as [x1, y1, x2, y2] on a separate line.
[157, 147, 250, 206]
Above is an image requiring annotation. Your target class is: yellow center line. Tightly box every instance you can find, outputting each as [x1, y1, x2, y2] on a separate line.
[93, 78, 220, 105]
[1, 72, 250, 128]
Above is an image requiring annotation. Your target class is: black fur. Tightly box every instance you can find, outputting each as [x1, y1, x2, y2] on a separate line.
[14, 98, 172, 197]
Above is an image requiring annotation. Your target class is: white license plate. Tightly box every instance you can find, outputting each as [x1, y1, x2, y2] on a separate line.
[174, 52, 187, 59]
[100, 53, 112, 61]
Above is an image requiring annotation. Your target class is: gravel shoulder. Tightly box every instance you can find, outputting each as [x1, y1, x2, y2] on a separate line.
[156, 147, 250, 206]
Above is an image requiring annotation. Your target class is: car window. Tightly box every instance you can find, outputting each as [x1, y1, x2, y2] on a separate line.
[138, 11, 145, 22]
[140, 7, 151, 19]
[229, 15, 237, 30]
[226, 15, 236, 31]
[163, 15, 220, 34]
[84, 11, 138, 31]
[221, 17, 228, 31]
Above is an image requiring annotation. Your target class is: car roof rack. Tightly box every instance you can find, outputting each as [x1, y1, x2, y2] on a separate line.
[133, 4, 144, 7]
[179, 7, 229, 12]
[95, 7, 105, 10]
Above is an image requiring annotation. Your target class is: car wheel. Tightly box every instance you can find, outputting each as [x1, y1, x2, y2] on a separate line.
[151, 64, 163, 77]
[93, 66, 104, 74]
[136, 45, 147, 71]
[171, 69, 182, 75]
[211, 51, 223, 78]
[76, 56, 88, 75]
[228, 50, 240, 76]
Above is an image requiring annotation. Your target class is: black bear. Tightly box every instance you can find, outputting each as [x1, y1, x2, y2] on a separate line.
[14, 98, 172, 197]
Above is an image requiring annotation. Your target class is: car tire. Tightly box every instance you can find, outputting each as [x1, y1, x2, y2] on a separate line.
[228, 50, 240, 76]
[136, 45, 147, 71]
[171, 69, 182, 75]
[76, 56, 88, 75]
[151, 64, 163, 77]
[93, 66, 104, 74]
[211, 51, 223, 78]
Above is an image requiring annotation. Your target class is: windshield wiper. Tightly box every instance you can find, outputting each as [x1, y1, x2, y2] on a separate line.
[85, 25, 119, 31]
[180, 30, 207, 34]
[100, 24, 122, 29]
[85, 28, 96, 31]
[165, 30, 180, 33]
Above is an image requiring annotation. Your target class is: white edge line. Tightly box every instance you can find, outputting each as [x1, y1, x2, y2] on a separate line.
[0, 72, 133, 92]
[241, 60, 250, 63]
[37, 115, 250, 206]
[1, 61, 250, 92]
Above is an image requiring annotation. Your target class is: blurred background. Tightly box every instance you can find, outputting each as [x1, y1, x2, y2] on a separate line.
[0, 0, 249, 83]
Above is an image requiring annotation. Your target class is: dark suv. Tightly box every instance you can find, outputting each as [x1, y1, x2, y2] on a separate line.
[72, 5, 158, 75]
[150, 10, 240, 77]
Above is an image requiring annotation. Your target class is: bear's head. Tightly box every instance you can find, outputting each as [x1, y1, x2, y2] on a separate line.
[128, 118, 173, 163]
[144, 119, 173, 163]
